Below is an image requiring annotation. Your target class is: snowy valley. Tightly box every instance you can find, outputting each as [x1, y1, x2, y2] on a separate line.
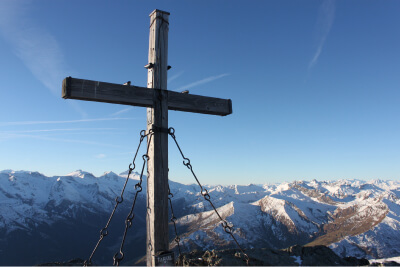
[1, 169, 400, 265]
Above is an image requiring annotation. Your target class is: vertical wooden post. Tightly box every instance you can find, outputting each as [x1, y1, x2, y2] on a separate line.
[146, 9, 170, 266]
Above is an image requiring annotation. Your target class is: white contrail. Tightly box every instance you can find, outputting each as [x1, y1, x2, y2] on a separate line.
[0, 132, 124, 148]
[168, 71, 184, 83]
[309, 0, 335, 69]
[176, 73, 230, 92]
[1, 128, 118, 133]
[110, 107, 133, 117]
[0, 118, 135, 126]
[0, 0, 85, 117]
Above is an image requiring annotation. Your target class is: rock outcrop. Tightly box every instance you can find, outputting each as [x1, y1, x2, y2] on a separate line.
[176, 245, 369, 266]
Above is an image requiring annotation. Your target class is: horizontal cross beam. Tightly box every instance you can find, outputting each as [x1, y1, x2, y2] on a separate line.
[62, 77, 232, 116]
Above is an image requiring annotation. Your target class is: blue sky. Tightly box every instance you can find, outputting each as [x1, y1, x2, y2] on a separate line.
[0, 0, 399, 185]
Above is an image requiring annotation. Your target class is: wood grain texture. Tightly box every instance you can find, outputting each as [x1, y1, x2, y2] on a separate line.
[146, 9, 170, 267]
[62, 77, 154, 107]
[62, 77, 232, 116]
[60, 9, 232, 267]
[167, 90, 232, 116]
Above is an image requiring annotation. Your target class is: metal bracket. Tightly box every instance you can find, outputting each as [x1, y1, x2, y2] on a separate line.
[144, 63, 154, 69]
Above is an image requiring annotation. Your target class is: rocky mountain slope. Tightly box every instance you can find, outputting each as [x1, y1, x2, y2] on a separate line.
[1, 170, 399, 265]
[175, 245, 370, 266]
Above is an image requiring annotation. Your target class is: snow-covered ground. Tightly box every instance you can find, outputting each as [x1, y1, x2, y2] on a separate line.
[370, 256, 400, 265]
[1, 169, 400, 261]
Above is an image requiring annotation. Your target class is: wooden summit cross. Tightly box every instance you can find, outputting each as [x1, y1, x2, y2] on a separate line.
[62, 10, 232, 266]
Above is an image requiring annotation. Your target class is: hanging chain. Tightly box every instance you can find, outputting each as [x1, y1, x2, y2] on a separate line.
[167, 184, 181, 256]
[168, 127, 250, 265]
[113, 131, 154, 266]
[84, 129, 152, 266]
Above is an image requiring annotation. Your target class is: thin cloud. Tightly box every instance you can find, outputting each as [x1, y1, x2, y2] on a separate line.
[68, 101, 88, 119]
[0, 118, 135, 127]
[95, 154, 106, 159]
[110, 107, 133, 117]
[168, 71, 184, 83]
[0, 132, 123, 148]
[0, 0, 84, 117]
[309, 0, 335, 69]
[176, 73, 230, 92]
[1, 128, 118, 133]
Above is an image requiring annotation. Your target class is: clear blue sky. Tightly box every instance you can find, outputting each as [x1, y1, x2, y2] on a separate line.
[0, 0, 399, 185]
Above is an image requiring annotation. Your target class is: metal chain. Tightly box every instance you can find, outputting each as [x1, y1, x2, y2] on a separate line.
[167, 184, 181, 256]
[83, 129, 152, 266]
[113, 131, 154, 266]
[168, 127, 250, 265]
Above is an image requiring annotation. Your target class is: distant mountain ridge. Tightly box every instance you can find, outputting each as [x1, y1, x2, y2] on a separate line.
[1, 170, 400, 265]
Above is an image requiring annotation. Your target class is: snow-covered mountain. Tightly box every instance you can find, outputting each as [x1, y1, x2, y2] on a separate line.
[171, 179, 400, 261]
[1, 170, 399, 265]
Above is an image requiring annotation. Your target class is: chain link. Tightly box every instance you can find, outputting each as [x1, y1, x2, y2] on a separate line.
[85, 127, 248, 265]
[113, 131, 153, 266]
[84, 129, 152, 266]
[168, 127, 250, 265]
[167, 184, 181, 257]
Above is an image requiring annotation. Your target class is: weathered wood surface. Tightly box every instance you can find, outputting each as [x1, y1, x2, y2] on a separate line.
[62, 77, 232, 116]
[146, 9, 170, 267]
[167, 90, 232, 116]
[60, 9, 233, 267]
[62, 77, 153, 107]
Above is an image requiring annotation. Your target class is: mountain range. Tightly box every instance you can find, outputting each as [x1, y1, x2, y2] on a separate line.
[1, 169, 399, 265]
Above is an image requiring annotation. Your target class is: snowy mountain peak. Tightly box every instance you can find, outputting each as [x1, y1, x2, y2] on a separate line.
[0, 169, 13, 174]
[0, 169, 44, 176]
[1, 170, 400, 263]
[100, 171, 122, 182]
[103, 171, 117, 176]
[118, 169, 142, 180]
[66, 170, 95, 179]
[119, 169, 131, 176]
